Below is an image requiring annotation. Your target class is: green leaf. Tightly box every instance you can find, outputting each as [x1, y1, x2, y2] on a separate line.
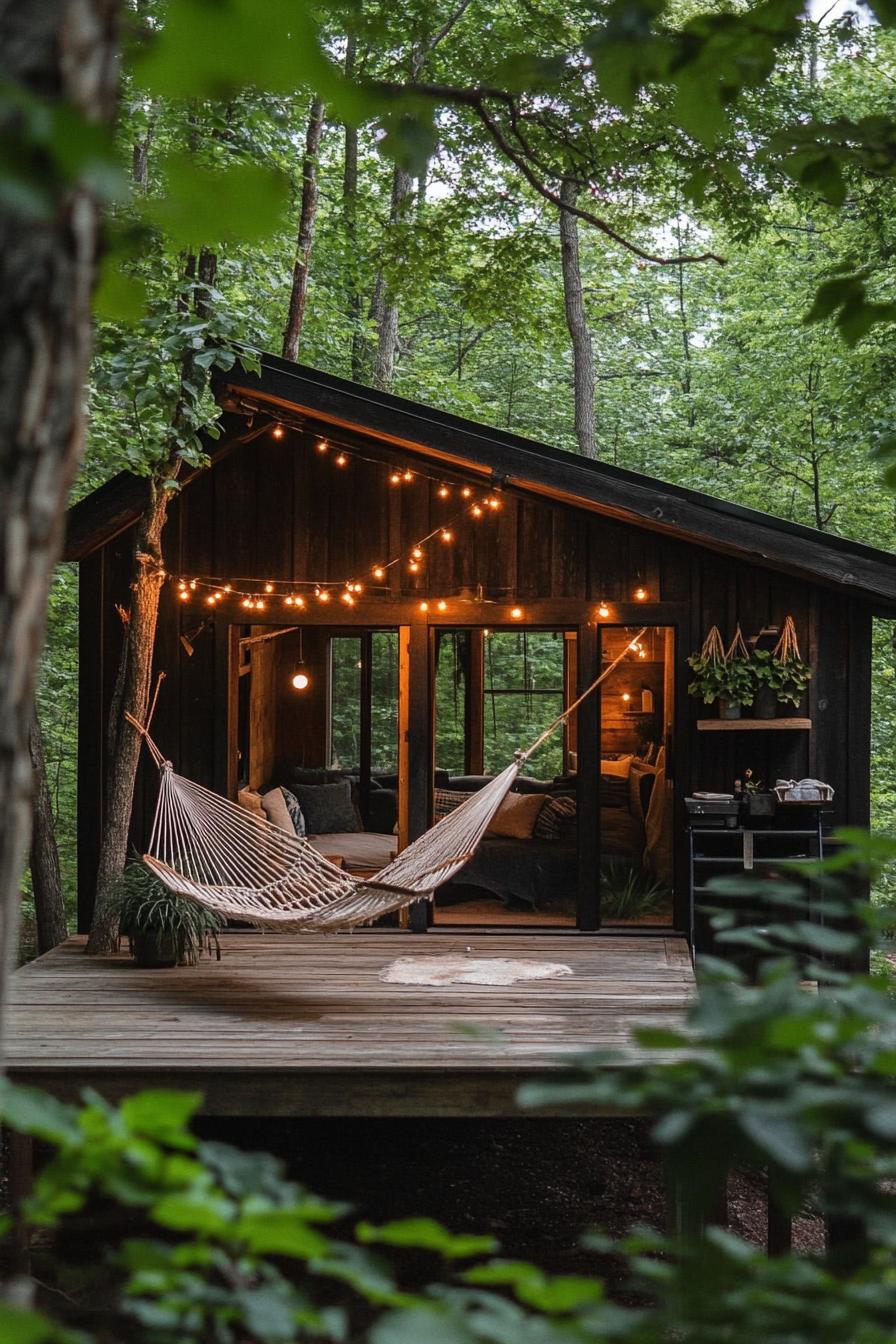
[236, 1210, 331, 1259]
[356, 1217, 497, 1259]
[120, 1090, 201, 1147]
[0, 1080, 80, 1145]
[738, 1111, 812, 1173]
[140, 156, 290, 249]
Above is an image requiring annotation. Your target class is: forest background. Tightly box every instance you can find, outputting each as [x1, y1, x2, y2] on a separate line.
[31, 0, 896, 925]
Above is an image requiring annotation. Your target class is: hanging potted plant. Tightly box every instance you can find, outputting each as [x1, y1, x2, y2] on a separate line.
[687, 626, 754, 719]
[750, 616, 812, 718]
[115, 861, 224, 968]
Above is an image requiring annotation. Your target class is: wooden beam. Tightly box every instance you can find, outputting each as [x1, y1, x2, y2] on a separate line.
[77, 552, 104, 933]
[466, 628, 485, 775]
[577, 622, 601, 931]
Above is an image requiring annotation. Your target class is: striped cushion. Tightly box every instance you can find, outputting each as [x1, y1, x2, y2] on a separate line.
[434, 789, 473, 820]
[533, 794, 577, 841]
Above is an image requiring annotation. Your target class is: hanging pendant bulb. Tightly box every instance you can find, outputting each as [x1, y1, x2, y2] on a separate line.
[291, 630, 310, 691]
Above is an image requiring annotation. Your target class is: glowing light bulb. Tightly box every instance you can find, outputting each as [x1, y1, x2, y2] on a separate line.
[419, 601, 429, 613]
[438, 485, 450, 499]
[189, 580, 197, 590]
[223, 584, 232, 594]
[319, 590, 331, 603]
[634, 586, 648, 601]
[272, 424, 285, 440]
[255, 600, 266, 611]
[440, 529, 453, 543]
[598, 602, 609, 618]
[372, 566, 385, 581]
[341, 591, 354, 605]
[335, 452, 347, 467]
[461, 486, 472, 499]
[265, 583, 274, 593]
[316, 439, 328, 453]
[638, 649, 647, 659]
[205, 595, 215, 605]
[241, 598, 252, 609]
[511, 606, 523, 620]
[622, 692, 632, 704]
[408, 560, 420, 573]
[285, 595, 294, 606]
[353, 582, 363, 595]
[295, 596, 305, 608]
[437, 599, 447, 612]
[292, 671, 310, 691]
[486, 496, 500, 510]
[402, 469, 413, 483]
[390, 471, 401, 485]
[179, 590, 190, 601]
[412, 546, 423, 560]
[471, 504, 483, 518]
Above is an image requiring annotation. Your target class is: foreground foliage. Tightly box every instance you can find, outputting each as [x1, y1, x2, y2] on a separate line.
[3, 834, 896, 1343]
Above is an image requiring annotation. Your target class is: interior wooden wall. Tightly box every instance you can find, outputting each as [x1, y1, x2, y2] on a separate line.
[76, 419, 875, 928]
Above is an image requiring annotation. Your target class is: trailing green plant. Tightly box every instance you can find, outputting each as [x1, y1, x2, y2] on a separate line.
[600, 860, 670, 920]
[688, 625, 754, 707]
[751, 648, 813, 709]
[115, 860, 223, 966]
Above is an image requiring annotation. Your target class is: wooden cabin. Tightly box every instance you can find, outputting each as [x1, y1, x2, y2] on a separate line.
[65, 355, 896, 946]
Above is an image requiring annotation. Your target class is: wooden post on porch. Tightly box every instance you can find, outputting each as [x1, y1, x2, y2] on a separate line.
[398, 621, 432, 931]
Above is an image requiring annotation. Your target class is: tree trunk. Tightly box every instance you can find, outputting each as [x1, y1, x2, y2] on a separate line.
[282, 96, 325, 361]
[559, 177, 596, 458]
[29, 712, 68, 953]
[86, 249, 218, 955]
[0, 2, 119, 1052]
[373, 163, 413, 392]
[342, 34, 366, 382]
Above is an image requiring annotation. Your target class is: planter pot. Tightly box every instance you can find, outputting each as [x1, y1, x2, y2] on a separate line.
[130, 932, 180, 969]
[718, 698, 742, 720]
[744, 792, 776, 819]
[752, 687, 778, 719]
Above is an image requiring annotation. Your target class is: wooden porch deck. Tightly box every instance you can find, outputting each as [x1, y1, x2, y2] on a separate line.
[6, 933, 695, 1117]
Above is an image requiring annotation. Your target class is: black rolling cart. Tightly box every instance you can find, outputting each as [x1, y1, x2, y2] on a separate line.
[686, 803, 827, 960]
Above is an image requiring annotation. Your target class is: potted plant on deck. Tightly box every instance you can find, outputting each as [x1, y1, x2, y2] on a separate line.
[116, 860, 224, 968]
[688, 625, 754, 719]
[750, 617, 812, 718]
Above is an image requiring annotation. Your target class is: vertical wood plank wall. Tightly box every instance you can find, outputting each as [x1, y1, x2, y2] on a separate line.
[77, 422, 877, 930]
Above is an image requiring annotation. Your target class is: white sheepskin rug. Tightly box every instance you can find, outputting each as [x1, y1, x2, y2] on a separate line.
[379, 955, 574, 987]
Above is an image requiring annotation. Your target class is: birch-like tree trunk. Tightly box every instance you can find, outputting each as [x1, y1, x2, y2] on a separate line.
[0, 0, 119, 1050]
[282, 96, 325, 361]
[29, 712, 68, 953]
[559, 176, 596, 458]
[86, 248, 218, 955]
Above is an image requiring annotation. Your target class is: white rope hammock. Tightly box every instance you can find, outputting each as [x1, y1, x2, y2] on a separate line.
[134, 630, 646, 933]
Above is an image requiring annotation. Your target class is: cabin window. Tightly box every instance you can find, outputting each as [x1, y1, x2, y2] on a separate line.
[328, 631, 399, 773]
[483, 630, 566, 780]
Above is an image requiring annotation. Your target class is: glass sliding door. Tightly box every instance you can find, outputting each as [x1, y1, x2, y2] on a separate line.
[598, 625, 674, 926]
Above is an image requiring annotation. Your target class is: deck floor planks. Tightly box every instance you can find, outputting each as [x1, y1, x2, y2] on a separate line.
[7, 933, 695, 1116]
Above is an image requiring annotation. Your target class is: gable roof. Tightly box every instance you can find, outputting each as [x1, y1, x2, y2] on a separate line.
[65, 352, 896, 612]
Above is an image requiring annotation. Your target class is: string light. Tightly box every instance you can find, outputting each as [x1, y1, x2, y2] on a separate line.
[402, 469, 413, 483]
[440, 529, 453, 543]
[622, 692, 632, 705]
[437, 599, 447, 612]
[471, 504, 483, 518]
[292, 670, 310, 690]
[411, 546, 423, 560]
[189, 580, 197, 590]
[264, 583, 274, 593]
[438, 485, 450, 499]
[419, 601, 429, 612]
[272, 424, 285, 440]
[372, 565, 386, 581]
[598, 602, 610, 618]
[408, 560, 420, 573]
[461, 486, 472, 499]
[316, 438, 328, 453]
[511, 606, 523, 620]
[390, 471, 402, 485]
[318, 590, 331, 604]
[634, 586, 648, 601]
[341, 591, 355, 606]
[179, 590, 190, 601]
[335, 452, 347, 467]
[486, 496, 500, 511]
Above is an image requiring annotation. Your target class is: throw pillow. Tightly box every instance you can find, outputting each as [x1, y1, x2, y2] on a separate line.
[534, 795, 577, 841]
[601, 754, 634, 778]
[261, 787, 295, 833]
[434, 788, 472, 820]
[291, 780, 360, 835]
[237, 787, 265, 818]
[487, 791, 547, 840]
[628, 760, 656, 826]
[281, 787, 306, 837]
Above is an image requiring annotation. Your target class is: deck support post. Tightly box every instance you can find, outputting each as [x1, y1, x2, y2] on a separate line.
[4, 1129, 34, 1275]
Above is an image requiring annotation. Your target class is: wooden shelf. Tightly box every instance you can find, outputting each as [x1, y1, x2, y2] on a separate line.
[696, 717, 811, 732]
